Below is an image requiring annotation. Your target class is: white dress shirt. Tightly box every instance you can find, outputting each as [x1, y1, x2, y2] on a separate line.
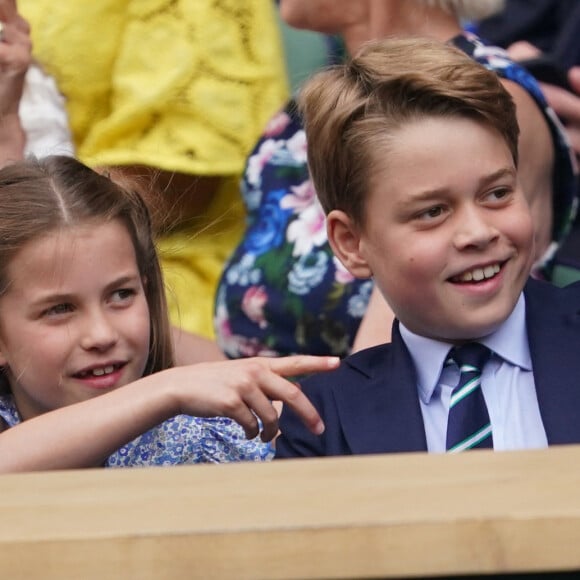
[400, 294, 548, 453]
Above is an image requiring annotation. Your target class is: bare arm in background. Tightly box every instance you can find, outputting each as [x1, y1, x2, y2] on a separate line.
[0, 0, 30, 165]
[508, 40, 580, 161]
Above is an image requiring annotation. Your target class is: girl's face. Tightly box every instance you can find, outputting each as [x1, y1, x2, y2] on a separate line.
[0, 220, 151, 420]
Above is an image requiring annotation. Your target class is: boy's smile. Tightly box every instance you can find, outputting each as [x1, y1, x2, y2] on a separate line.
[339, 116, 534, 343]
[0, 220, 151, 420]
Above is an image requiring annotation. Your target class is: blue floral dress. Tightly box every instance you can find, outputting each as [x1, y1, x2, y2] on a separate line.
[215, 32, 578, 359]
[0, 394, 273, 466]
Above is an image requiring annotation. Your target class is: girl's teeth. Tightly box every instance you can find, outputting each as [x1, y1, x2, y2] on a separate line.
[91, 365, 115, 377]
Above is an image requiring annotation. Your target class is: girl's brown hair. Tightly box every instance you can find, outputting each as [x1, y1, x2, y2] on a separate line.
[0, 156, 174, 377]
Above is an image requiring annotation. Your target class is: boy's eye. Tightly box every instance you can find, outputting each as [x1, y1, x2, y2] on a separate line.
[417, 205, 445, 220]
[44, 303, 74, 317]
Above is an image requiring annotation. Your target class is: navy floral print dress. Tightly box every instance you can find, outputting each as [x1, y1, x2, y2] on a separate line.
[0, 394, 273, 466]
[215, 100, 372, 358]
[215, 32, 578, 359]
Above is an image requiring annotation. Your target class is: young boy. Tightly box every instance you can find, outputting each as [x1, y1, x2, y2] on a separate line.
[276, 37, 580, 458]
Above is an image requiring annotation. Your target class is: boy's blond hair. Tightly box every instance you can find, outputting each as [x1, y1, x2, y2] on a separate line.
[298, 36, 519, 226]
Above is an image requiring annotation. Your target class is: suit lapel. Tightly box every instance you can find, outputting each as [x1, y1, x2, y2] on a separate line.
[333, 324, 428, 454]
[323, 279, 580, 454]
[526, 279, 580, 444]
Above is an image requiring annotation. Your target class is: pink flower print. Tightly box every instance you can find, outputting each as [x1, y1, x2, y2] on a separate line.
[215, 294, 270, 357]
[286, 130, 307, 164]
[242, 286, 268, 329]
[264, 110, 292, 137]
[287, 202, 327, 257]
[239, 340, 278, 358]
[280, 179, 316, 213]
[247, 139, 280, 187]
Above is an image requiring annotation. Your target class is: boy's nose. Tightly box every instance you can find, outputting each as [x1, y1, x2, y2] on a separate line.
[80, 312, 119, 351]
[453, 208, 499, 250]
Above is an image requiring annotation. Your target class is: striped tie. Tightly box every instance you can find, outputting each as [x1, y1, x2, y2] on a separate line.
[445, 343, 493, 453]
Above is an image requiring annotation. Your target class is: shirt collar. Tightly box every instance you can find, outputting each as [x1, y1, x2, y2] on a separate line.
[399, 293, 531, 404]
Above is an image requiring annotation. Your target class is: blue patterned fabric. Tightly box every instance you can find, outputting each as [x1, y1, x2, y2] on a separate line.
[0, 394, 273, 466]
[214, 100, 373, 359]
[215, 32, 578, 359]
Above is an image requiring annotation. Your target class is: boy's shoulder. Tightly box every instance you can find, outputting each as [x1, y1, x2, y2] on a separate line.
[525, 277, 580, 311]
[522, 278, 580, 360]
[298, 277, 580, 395]
[279, 336, 426, 458]
[300, 340, 404, 397]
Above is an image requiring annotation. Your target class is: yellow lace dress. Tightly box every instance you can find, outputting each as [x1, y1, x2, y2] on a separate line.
[19, 0, 289, 338]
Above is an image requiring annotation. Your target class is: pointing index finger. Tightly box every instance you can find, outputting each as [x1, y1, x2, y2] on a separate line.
[266, 355, 340, 378]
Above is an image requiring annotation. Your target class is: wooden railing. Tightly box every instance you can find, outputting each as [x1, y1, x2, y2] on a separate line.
[2, 445, 580, 579]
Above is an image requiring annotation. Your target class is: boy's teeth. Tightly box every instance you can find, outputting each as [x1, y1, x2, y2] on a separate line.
[456, 263, 500, 283]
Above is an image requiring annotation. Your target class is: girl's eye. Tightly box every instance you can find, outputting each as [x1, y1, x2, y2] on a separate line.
[44, 303, 74, 317]
[487, 187, 512, 202]
[110, 288, 137, 303]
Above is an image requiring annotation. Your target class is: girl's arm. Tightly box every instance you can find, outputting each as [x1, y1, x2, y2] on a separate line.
[0, 355, 339, 472]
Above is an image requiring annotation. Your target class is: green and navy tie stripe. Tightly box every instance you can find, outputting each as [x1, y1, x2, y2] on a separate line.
[445, 343, 493, 453]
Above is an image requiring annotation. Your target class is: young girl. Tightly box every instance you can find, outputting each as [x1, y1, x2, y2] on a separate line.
[0, 156, 338, 472]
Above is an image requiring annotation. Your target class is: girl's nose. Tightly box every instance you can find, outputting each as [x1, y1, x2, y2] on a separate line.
[79, 312, 119, 352]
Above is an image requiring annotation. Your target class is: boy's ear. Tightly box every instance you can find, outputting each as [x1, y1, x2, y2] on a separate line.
[326, 209, 373, 279]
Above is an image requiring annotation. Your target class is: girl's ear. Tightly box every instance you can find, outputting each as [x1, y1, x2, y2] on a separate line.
[326, 209, 373, 279]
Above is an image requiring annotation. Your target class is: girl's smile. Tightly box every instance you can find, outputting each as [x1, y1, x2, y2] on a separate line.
[71, 361, 129, 390]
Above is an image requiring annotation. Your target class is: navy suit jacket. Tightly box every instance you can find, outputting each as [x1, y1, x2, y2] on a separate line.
[276, 278, 580, 458]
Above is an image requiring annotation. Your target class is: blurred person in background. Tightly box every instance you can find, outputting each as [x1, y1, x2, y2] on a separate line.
[214, 0, 578, 359]
[17, 0, 290, 363]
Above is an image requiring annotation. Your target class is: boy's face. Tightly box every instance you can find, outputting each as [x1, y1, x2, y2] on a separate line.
[328, 116, 534, 342]
[0, 220, 151, 420]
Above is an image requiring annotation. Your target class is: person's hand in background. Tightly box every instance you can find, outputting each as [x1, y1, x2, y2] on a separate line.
[541, 67, 580, 160]
[508, 40, 580, 161]
[0, 0, 31, 162]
